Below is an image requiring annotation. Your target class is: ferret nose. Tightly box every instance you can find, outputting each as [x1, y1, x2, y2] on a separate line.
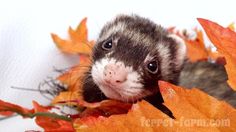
[103, 63, 128, 84]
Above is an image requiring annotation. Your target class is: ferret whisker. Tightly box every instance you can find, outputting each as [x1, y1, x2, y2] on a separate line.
[131, 96, 134, 104]
[99, 91, 104, 101]
[130, 87, 142, 89]
[11, 86, 42, 92]
[38, 83, 53, 100]
[37, 77, 68, 100]
[79, 75, 94, 86]
[53, 66, 71, 73]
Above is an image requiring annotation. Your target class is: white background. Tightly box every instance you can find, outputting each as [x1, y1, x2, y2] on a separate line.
[0, 0, 235, 131]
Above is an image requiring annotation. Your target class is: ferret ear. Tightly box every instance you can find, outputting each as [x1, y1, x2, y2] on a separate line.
[168, 34, 187, 70]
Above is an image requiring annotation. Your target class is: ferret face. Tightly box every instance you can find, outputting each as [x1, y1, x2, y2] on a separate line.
[90, 15, 186, 102]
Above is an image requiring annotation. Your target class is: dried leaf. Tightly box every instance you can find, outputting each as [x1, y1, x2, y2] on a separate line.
[0, 111, 14, 116]
[74, 81, 236, 131]
[78, 100, 132, 118]
[57, 55, 91, 91]
[53, 94, 132, 118]
[0, 100, 73, 131]
[198, 18, 236, 90]
[159, 81, 236, 131]
[51, 17, 94, 55]
[52, 91, 81, 106]
[0, 99, 33, 117]
[184, 30, 209, 62]
[33, 101, 74, 132]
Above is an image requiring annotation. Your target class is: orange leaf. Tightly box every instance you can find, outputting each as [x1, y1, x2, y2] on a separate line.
[57, 55, 91, 91]
[159, 81, 236, 131]
[52, 93, 132, 118]
[51, 17, 94, 55]
[74, 81, 236, 131]
[78, 100, 132, 118]
[74, 17, 88, 42]
[184, 30, 209, 62]
[198, 18, 236, 90]
[51, 91, 81, 106]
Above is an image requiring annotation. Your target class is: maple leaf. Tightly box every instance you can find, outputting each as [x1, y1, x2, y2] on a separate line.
[184, 29, 209, 62]
[73, 81, 236, 132]
[51, 17, 94, 55]
[52, 93, 132, 118]
[198, 18, 236, 90]
[57, 55, 91, 91]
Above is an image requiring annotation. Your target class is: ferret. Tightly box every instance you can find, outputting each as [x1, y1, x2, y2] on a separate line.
[81, 14, 236, 117]
[82, 14, 186, 118]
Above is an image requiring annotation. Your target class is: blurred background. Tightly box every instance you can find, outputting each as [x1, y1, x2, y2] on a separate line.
[0, 0, 235, 131]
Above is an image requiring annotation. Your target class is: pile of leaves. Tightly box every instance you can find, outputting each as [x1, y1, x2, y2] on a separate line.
[0, 18, 236, 131]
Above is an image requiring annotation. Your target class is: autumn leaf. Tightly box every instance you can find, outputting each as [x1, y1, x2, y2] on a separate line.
[51, 17, 94, 55]
[169, 27, 209, 62]
[0, 99, 34, 117]
[52, 94, 132, 118]
[33, 101, 74, 132]
[57, 55, 91, 91]
[52, 91, 81, 106]
[184, 30, 209, 62]
[159, 81, 236, 131]
[170, 27, 224, 62]
[198, 18, 236, 90]
[0, 99, 74, 131]
[74, 81, 236, 132]
[0, 111, 14, 116]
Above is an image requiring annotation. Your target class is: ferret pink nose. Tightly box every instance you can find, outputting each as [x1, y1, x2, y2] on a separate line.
[103, 63, 128, 84]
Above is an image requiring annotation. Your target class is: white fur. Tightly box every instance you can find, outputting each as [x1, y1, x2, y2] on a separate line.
[91, 57, 151, 102]
[156, 42, 171, 80]
[168, 34, 186, 69]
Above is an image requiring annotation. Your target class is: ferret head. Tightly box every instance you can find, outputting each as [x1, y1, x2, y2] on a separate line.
[91, 15, 186, 102]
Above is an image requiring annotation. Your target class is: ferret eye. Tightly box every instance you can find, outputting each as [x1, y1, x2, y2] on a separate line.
[146, 61, 158, 74]
[102, 39, 113, 50]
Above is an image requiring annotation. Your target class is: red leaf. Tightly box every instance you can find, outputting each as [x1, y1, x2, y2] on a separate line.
[0, 111, 14, 116]
[0, 100, 74, 131]
[0, 99, 33, 117]
[32, 101, 74, 132]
